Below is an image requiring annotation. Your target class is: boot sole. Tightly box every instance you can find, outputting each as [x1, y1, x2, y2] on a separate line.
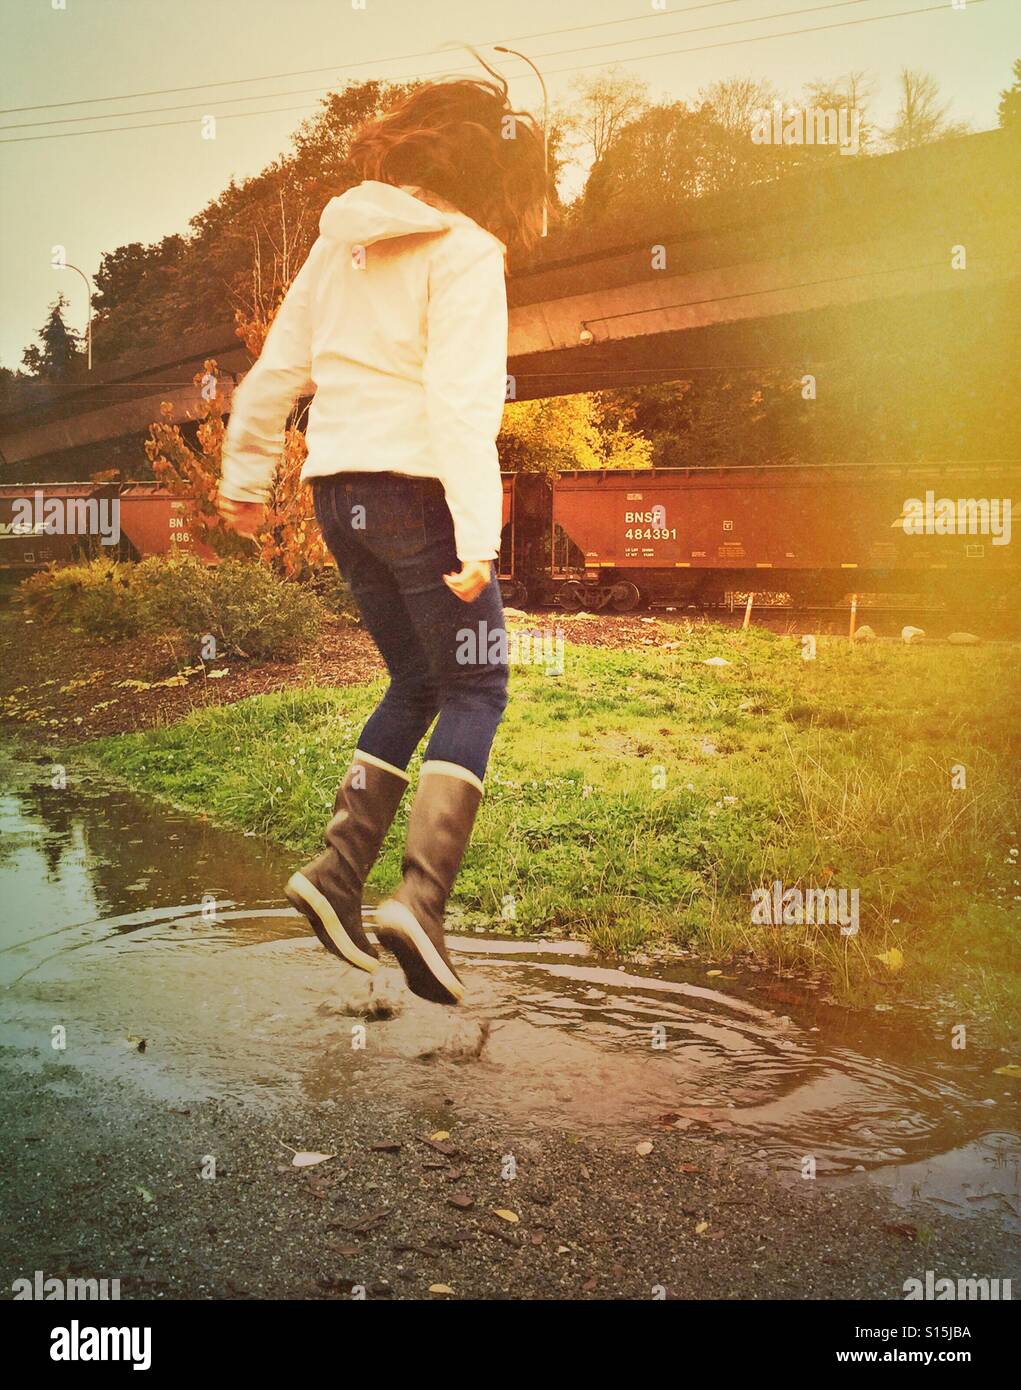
[375, 899, 464, 1005]
[285, 872, 380, 973]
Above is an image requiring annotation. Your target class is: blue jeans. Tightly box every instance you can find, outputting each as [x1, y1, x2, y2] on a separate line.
[312, 473, 509, 783]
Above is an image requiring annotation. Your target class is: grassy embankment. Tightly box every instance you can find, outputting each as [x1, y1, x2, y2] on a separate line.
[88, 621, 1021, 1025]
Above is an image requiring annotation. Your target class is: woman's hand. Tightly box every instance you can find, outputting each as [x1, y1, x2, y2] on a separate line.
[444, 560, 492, 603]
[216, 490, 267, 538]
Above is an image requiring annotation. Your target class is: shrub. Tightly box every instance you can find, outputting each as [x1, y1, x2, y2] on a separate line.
[18, 559, 142, 637]
[136, 551, 324, 660]
[135, 552, 215, 640]
[205, 559, 324, 660]
[18, 554, 325, 661]
[310, 566, 361, 623]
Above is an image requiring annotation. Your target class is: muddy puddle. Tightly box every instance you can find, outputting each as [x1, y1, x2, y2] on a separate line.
[1, 758, 1018, 1229]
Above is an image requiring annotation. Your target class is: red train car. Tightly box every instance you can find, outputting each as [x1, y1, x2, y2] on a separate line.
[545, 464, 1020, 612]
[0, 482, 213, 570]
[115, 483, 214, 562]
[0, 484, 99, 569]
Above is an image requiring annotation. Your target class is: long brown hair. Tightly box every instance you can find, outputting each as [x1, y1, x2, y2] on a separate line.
[348, 79, 546, 250]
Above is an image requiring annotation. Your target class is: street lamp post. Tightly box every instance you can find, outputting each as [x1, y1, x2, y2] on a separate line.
[494, 45, 549, 239]
[60, 261, 93, 371]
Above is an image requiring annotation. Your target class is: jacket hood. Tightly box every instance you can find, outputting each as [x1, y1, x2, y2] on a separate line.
[319, 181, 452, 246]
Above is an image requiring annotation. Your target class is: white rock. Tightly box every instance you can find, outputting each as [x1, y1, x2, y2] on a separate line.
[901, 626, 926, 644]
[946, 631, 980, 645]
[853, 624, 877, 642]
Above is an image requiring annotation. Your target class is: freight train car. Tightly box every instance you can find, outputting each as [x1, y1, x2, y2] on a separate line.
[114, 483, 214, 561]
[0, 484, 101, 569]
[0, 482, 212, 570]
[498, 471, 549, 606]
[503, 464, 1019, 613]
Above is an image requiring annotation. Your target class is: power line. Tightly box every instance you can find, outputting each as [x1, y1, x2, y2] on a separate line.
[0, 0, 882, 133]
[0, 1, 783, 116]
[505, 0, 884, 64]
[0, 102, 325, 145]
[540, 0, 990, 80]
[0, 87, 338, 133]
[0, 2, 987, 146]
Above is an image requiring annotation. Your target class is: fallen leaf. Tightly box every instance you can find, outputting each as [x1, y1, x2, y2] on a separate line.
[876, 947, 905, 974]
[429, 1131, 450, 1142]
[695, 1220, 709, 1235]
[429, 1284, 455, 1296]
[706, 970, 723, 978]
[492, 1208, 519, 1224]
[447, 1193, 474, 1210]
[679, 1163, 701, 1174]
[993, 1065, 1021, 1078]
[635, 1141, 654, 1157]
[292, 1151, 335, 1168]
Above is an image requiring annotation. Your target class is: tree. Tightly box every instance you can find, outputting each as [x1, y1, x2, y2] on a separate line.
[560, 68, 649, 166]
[498, 393, 652, 476]
[145, 205, 329, 582]
[91, 236, 185, 361]
[21, 296, 81, 379]
[801, 70, 876, 154]
[699, 76, 780, 139]
[0, 364, 29, 410]
[884, 69, 968, 151]
[577, 88, 822, 232]
[90, 79, 397, 365]
[596, 375, 813, 470]
[998, 58, 1021, 130]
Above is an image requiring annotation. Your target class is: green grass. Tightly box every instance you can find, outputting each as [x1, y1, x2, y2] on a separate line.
[87, 621, 1021, 1029]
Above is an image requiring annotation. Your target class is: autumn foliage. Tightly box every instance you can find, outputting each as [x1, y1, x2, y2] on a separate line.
[145, 354, 327, 583]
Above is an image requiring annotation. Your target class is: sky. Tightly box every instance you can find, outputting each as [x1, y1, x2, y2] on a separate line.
[0, 0, 1017, 370]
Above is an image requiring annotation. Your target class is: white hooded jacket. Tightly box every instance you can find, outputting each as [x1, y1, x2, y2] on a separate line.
[219, 181, 508, 561]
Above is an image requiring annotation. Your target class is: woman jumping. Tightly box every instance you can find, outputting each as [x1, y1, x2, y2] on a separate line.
[216, 78, 545, 1005]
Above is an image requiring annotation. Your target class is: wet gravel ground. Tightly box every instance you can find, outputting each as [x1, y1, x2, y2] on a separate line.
[2, 1052, 1017, 1302]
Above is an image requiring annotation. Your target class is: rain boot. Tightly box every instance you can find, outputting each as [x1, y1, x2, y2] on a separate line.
[374, 761, 483, 1005]
[286, 752, 410, 972]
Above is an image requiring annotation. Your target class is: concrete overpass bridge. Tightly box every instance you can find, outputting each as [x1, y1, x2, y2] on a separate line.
[1, 128, 1016, 479]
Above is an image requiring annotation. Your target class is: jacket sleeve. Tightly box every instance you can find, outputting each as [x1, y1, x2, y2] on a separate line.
[218, 239, 324, 504]
[424, 233, 508, 562]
